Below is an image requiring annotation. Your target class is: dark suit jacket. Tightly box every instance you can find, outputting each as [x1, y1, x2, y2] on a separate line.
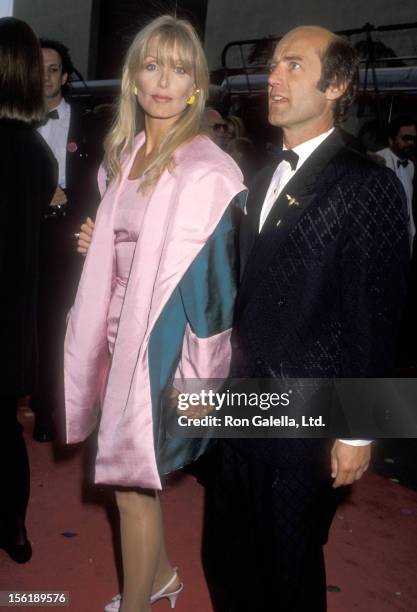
[65, 102, 103, 229]
[229, 129, 409, 467]
[39, 101, 102, 310]
[35, 102, 104, 407]
[0, 119, 57, 396]
[233, 129, 409, 380]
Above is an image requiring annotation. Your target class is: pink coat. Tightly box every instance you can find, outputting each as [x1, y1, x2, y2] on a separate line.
[64, 133, 245, 489]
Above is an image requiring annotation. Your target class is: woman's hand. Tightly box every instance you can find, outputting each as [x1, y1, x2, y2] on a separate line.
[76, 217, 95, 255]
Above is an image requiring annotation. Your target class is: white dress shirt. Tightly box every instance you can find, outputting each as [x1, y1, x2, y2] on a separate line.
[259, 128, 369, 447]
[376, 147, 415, 252]
[38, 98, 71, 189]
[259, 128, 334, 231]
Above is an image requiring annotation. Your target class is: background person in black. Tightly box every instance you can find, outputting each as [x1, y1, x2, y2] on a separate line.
[201, 26, 410, 612]
[376, 117, 416, 253]
[0, 17, 57, 563]
[32, 38, 102, 442]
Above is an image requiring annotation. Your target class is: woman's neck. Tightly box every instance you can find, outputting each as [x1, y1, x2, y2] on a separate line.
[143, 114, 177, 156]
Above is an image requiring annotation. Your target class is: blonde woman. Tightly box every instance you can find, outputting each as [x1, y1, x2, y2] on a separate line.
[64, 15, 245, 612]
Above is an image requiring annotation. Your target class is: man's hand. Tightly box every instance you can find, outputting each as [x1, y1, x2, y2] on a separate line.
[330, 440, 371, 488]
[51, 186, 68, 207]
[76, 217, 95, 255]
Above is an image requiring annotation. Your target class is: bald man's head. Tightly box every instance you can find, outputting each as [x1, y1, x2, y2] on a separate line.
[281, 25, 335, 49]
[273, 26, 359, 127]
[202, 108, 228, 149]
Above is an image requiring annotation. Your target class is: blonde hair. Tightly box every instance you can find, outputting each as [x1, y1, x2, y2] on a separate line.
[227, 115, 246, 139]
[104, 14, 209, 191]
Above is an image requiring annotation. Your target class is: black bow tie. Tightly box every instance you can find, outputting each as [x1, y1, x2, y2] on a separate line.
[47, 109, 59, 120]
[397, 159, 409, 168]
[276, 149, 299, 171]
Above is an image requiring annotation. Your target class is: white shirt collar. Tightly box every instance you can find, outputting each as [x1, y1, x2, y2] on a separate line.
[284, 127, 335, 171]
[388, 148, 410, 165]
[258, 128, 335, 232]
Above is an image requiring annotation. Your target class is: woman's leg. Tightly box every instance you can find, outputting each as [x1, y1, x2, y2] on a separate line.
[115, 489, 180, 612]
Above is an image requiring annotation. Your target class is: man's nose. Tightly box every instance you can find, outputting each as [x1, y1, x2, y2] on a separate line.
[268, 64, 283, 88]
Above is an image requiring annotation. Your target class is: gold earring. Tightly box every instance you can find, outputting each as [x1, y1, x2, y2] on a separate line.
[132, 85, 138, 96]
[186, 89, 200, 105]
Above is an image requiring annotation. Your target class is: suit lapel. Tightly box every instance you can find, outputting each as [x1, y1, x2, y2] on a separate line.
[239, 164, 277, 278]
[65, 104, 83, 192]
[65, 104, 75, 190]
[236, 130, 345, 318]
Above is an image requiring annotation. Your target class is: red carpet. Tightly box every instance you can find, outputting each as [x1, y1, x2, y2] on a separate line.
[1, 411, 416, 611]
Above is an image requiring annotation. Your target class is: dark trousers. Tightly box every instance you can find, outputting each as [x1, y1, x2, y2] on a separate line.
[32, 300, 66, 427]
[32, 215, 81, 428]
[201, 441, 337, 612]
[0, 396, 30, 534]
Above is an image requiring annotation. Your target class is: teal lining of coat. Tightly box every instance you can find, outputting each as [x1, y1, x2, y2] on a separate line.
[148, 192, 246, 476]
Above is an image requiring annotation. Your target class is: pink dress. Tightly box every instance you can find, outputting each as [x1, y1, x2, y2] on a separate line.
[106, 177, 148, 354]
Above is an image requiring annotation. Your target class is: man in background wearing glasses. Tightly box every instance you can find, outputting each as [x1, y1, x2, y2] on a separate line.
[203, 107, 229, 149]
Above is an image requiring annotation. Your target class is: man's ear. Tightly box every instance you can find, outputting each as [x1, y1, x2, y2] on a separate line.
[388, 136, 394, 149]
[61, 71, 68, 87]
[325, 80, 348, 102]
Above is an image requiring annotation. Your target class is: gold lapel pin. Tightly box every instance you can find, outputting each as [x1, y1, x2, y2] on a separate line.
[286, 194, 299, 207]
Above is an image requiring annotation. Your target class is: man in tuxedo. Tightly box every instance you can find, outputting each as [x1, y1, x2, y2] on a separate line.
[377, 117, 416, 252]
[202, 27, 409, 611]
[33, 39, 101, 441]
[377, 118, 417, 368]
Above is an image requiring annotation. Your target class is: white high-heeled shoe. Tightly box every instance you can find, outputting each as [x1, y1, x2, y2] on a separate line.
[151, 570, 183, 607]
[104, 569, 183, 611]
[104, 594, 122, 612]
